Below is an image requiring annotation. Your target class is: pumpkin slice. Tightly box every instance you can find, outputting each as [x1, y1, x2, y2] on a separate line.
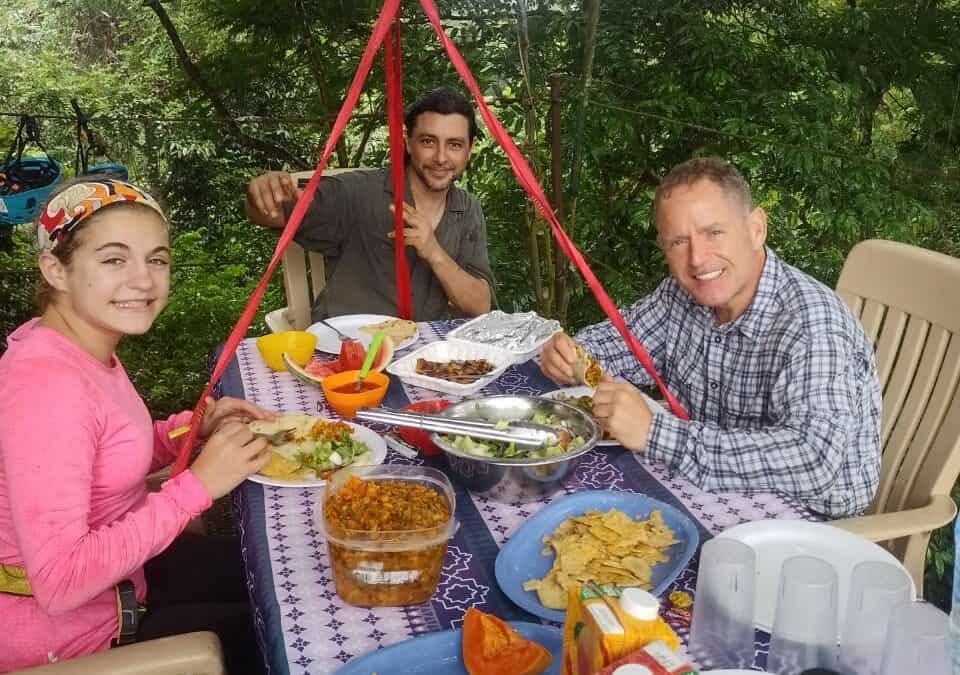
[462, 608, 552, 675]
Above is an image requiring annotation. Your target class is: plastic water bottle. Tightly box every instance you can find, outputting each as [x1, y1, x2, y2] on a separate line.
[951, 515, 960, 673]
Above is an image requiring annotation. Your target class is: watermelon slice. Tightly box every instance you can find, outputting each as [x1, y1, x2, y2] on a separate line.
[304, 358, 341, 378]
[282, 336, 394, 388]
[282, 352, 327, 387]
[338, 336, 395, 372]
[338, 339, 366, 371]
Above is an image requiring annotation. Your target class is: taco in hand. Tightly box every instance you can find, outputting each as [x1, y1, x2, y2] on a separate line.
[573, 342, 602, 387]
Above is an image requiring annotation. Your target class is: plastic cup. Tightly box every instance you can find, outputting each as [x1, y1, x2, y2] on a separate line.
[837, 561, 912, 675]
[878, 601, 950, 675]
[687, 538, 757, 670]
[767, 555, 839, 675]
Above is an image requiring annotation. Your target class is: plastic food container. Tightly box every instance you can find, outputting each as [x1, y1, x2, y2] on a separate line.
[317, 465, 457, 607]
[386, 340, 514, 396]
[398, 399, 452, 455]
[446, 310, 561, 364]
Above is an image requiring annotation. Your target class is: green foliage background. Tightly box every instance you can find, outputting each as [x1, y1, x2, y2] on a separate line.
[2, 0, 959, 607]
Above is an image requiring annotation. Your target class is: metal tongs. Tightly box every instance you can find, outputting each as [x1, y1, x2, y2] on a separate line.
[355, 407, 559, 448]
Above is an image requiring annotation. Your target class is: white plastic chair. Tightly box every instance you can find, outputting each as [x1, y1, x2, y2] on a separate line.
[264, 168, 354, 332]
[830, 239, 960, 594]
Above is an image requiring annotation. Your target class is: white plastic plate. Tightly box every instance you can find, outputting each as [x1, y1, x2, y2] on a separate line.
[717, 520, 916, 634]
[246, 421, 387, 488]
[540, 385, 665, 446]
[306, 313, 419, 354]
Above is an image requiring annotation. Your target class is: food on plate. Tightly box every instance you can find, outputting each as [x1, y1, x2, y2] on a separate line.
[462, 607, 552, 675]
[258, 451, 302, 479]
[323, 474, 451, 606]
[522, 508, 677, 610]
[443, 411, 585, 460]
[573, 342, 602, 387]
[248, 414, 371, 481]
[285, 337, 395, 386]
[360, 318, 417, 343]
[414, 357, 495, 384]
[552, 393, 612, 441]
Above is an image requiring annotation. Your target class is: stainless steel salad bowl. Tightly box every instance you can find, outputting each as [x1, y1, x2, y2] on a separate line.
[430, 395, 600, 495]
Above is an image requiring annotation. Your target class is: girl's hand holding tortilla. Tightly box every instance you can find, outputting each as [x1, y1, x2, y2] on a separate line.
[540, 332, 579, 385]
[592, 373, 653, 451]
[191, 421, 271, 499]
[198, 396, 276, 439]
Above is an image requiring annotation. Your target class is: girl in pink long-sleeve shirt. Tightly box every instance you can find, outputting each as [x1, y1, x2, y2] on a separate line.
[0, 178, 273, 672]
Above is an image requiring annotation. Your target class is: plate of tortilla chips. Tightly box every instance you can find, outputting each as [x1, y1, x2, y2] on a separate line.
[495, 490, 700, 622]
[247, 413, 387, 488]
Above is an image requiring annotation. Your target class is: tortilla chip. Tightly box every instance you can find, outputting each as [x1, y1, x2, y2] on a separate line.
[523, 508, 677, 610]
[258, 451, 303, 479]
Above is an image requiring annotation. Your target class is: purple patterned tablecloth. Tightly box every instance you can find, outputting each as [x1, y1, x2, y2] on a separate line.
[219, 321, 815, 674]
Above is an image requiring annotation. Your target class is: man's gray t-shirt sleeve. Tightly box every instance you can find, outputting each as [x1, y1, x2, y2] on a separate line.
[292, 176, 347, 256]
[455, 197, 498, 307]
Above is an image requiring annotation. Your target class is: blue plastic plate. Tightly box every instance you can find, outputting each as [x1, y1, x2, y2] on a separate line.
[495, 490, 700, 622]
[334, 621, 562, 674]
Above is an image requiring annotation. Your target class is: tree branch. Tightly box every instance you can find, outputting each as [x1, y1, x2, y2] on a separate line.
[144, 0, 308, 169]
[351, 118, 379, 167]
[293, 0, 349, 167]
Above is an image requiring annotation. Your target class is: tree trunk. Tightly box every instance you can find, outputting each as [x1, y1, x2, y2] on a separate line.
[515, 0, 548, 314]
[560, 0, 601, 321]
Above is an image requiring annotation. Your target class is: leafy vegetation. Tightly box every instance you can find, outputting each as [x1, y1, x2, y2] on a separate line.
[2, 0, 958, 606]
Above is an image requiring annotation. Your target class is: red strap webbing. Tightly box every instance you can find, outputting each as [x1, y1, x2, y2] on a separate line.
[385, 16, 413, 320]
[172, 0, 404, 475]
[417, 0, 688, 420]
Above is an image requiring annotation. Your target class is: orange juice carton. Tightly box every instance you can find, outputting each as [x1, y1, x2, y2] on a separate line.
[561, 585, 679, 675]
[595, 640, 698, 675]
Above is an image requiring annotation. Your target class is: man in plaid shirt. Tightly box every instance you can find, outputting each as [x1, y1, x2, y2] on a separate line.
[542, 158, 881, 517]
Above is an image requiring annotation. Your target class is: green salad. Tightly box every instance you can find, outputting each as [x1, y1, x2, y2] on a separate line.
[293, 420, 370, 474]
[443, 412, 585, 460]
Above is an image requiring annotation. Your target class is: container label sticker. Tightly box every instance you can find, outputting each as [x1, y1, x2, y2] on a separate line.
[352, 566, 421, 586]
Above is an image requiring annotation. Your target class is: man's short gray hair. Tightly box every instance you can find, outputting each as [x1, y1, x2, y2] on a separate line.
[653, 157, 753, 222]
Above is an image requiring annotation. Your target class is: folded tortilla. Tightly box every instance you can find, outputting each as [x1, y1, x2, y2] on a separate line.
[573, 343, 602, 387]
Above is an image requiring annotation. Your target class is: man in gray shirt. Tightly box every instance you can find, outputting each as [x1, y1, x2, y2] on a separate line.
[245, 87, 494, 321]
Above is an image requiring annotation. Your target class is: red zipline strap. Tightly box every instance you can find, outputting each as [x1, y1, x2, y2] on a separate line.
[385, 17, 413, 320]
[417, 0, 688, 420]
[171, 0, 403, 476]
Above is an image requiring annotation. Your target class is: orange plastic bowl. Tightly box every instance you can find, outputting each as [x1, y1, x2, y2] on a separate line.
[399, 400, 452, 456]
[321, 370, 389, 418]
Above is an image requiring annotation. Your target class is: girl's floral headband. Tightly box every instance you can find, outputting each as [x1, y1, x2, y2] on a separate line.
[37, 178, 165, 251]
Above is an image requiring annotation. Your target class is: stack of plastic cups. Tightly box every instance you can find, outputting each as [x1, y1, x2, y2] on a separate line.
[767, 556, 839, 675]
[878, 601, 951, 674]
[687, 538, 758, 670]
[836, 560, 912, 675]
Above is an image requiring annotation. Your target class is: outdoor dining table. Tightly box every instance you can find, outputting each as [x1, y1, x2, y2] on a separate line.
[217, 319, 818, 674]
